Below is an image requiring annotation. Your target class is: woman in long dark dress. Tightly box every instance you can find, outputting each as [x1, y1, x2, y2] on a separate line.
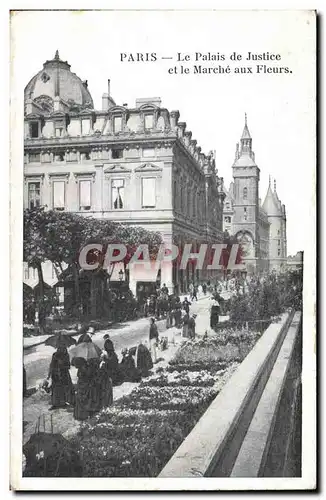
[86, 358, 103, 415]
[47, 346, 75, 410]
[104, 341, 123, 385]
[73, 358, 92, 421]
[120, 349, 141, 382]
[97, 352, 114, 409]
[136, 341, 153, 377]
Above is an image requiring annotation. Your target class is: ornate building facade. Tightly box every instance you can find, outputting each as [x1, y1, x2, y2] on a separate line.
[24, 52, 225, 295]
[222, 116, 287, 273]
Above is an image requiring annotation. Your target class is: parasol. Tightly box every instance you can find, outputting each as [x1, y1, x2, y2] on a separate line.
[77, 333, 93, 344]
[45, 334, 76, 349]
[69, 341, 102, 361]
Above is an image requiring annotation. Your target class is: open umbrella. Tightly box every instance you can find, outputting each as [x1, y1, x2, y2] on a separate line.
[45, 334, 76, 349]
[69, 341, 102, 361]
[77, 333, 93, 344]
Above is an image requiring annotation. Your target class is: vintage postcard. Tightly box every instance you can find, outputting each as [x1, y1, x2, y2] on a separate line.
[10, 9, 316, 490]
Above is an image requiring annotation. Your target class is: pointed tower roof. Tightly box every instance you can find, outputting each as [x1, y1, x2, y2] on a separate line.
[241, 113, 251, 139]
[273, 179, 283, 210]
[233, 113, 256, 167]
[262, 182, 282, 216]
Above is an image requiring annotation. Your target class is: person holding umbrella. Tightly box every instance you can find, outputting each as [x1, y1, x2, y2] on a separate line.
[46, 343, 75, 410]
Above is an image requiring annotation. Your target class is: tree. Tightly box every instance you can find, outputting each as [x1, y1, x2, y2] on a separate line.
[23, 208, 53, 326]
[24, 208, 163, 321]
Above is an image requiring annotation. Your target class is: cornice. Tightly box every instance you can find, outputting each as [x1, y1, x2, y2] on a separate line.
[24, 132, 178, 150]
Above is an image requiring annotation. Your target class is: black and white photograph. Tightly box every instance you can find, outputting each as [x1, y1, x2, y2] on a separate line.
[10, 8, 316, 491]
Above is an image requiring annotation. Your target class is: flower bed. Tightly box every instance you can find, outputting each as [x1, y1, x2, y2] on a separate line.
[65, 328, 260, 477]
[170, 329, 261, 370]
[71, 388, 217, 477]
[141, 370, 217, 387]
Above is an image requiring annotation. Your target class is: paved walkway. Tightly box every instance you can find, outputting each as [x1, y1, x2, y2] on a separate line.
[24, 293, 209, 390]
[23, 295, 212, 447]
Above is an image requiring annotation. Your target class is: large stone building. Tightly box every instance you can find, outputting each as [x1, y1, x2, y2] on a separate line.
[23, 51, 225, 297]
[222, 116, 287, 273]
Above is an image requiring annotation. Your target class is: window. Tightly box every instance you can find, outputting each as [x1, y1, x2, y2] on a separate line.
[144, 114, 154, 129]
[112, 148, 123, 159]
[28, 182, 41, 209]
[53, 181, 65, 211]
[54, 152, 64, 162]
[142, 177, 156, 208]
[244, 207, 247, 221]
[24, 264, 29, 280]
[30, 122, 39, 138]
[82, 151, 91, 161]
[113, 116, 122, 133]
[143, 148, 155, 158]
[278, 239, 281, 246]
[180, 185, 183, 212]
[67, 151, 78, 162]
[173, 180, 177, 208]
[55, 127, 63, 138]
[79, 180, 91, 211]
[29, 153, 40, 163]
[278, 249, 281, 256]
[243, 187, 248, 200]
[225, 202, 230, 210]
[111, 179, 125, 209]
[225, 216, 231, 223]
[41, 152, 51, 163]
[52, 265, 56, 279]
[187, 186, 191, 216]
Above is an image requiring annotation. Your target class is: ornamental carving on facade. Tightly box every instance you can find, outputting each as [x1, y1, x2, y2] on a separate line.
[34, 95, 54, 113]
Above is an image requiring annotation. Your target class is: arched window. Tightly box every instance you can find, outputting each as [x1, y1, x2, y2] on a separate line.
[243, 187, 248, 200]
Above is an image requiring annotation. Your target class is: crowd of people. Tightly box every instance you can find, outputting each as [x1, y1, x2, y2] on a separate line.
[44, 319, 172, 421]
[25, 278, 237, 422]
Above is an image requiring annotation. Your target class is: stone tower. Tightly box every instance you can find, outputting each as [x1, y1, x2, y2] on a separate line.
[262, 178, 287, 271]
[231, 114, 260, 272]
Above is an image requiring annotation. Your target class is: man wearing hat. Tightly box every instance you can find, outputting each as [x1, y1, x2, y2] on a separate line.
[188, 314, 197, 340]
[103, 334, 114, 354]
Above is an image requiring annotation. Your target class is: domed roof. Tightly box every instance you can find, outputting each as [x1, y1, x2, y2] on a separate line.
[24, 50, 94, 112]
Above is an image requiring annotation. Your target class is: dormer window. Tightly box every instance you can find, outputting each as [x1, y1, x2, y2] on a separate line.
[55, 127, 63, 137]
[81, 151, 91, 161]
[112, 148, 123, 159]
[54, 152, 65, 162]
[30, 122, 39, 138]
[29, 153, 40, 163]
[113, 116, 122, 133]
[144, 114, 154, 130]
[143, 147, 155, 158]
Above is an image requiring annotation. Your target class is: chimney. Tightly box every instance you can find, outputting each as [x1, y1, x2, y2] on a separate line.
[102, 78, 116, 111]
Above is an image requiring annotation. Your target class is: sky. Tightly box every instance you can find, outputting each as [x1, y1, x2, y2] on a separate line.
[11, 9, 316, 255]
